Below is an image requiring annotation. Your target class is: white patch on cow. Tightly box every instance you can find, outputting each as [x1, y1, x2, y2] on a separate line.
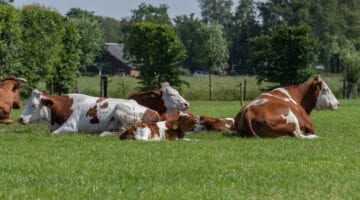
[156, 121, 168, 140]
[316, 81, 340, 111]
[134, 127, 152, 141]
[281, 109, 318, 139]
[249, 98, 268, 107]
[273, 88, 298, 105]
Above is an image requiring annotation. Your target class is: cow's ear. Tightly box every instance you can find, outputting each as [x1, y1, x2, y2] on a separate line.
[12, 83, 20, 92]
[150, 90, 161, 98]
[41, 98, 54, 107]
[313, 81, 322, 92]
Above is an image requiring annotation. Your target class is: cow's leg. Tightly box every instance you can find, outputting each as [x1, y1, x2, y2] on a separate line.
[0, 103, 13, 124]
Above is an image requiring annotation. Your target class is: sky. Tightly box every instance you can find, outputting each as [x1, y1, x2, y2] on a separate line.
[12, 0, 203, 20]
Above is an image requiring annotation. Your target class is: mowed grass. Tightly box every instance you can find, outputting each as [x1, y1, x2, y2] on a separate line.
[1, 100, 360, 199]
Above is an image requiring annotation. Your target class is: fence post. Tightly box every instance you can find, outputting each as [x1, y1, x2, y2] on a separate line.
[100, 75, 108, 97]
[243, 79, 247, 100]
[239, 82, 243, 106]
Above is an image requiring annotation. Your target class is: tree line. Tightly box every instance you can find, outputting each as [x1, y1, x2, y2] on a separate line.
[1, 0, 360, 98]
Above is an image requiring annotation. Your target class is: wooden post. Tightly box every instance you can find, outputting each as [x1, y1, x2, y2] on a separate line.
[243, 79, 247, 100]
[100, 75, 108, 97]
[239, 82, 243, 106]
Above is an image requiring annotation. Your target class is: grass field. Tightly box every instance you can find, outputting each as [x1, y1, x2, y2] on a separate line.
[0, 99, 360, 199]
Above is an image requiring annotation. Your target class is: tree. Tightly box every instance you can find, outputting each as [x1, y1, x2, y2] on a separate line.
[127, 22, 187, 90]
[0, 3, 22, 77]
[198, 0, 233, 26]
[52, 19, 81, 94]
[251, 25, 319, 87]
[66, 8, 105, 72]
[174, 14, 204, 73]
[130, 3, 171, 25]
[20, 4, 65, 94]
[333, 39, 360, 98]
[230, 0, 260, 74]
[198, 24, 229, 100]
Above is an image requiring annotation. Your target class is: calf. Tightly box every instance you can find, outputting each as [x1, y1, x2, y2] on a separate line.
[129, 82, 190, 114]
[193, 115, 235, 133]
[0, 77, 26, 124]
[234, 75, 340, 138]
[120, 111, 197, 141]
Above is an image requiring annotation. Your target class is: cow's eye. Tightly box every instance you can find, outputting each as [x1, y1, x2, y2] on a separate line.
[168, 93, 175, 97]
[31, 104, 38, 109]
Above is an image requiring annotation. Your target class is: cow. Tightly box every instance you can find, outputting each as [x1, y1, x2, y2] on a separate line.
[0, 77, 27, 124]
[120, 111, 197, 141]
[192, 115, 235, 133]
[18, 89, 160, 135]
[234, 75, 340, 139]
[129, 82, 190, 115]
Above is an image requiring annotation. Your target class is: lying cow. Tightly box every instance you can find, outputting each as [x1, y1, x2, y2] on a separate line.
[120, 111, 197, 141]
[0, 77, 27, 124]
[193, 115, 235, 133]
[129, 82, 190, 114]
[234, 75, 340, 139]
[18, 89, 160, 135]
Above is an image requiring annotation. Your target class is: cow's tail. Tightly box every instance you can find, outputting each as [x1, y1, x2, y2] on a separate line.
[234, 108, 257, 137]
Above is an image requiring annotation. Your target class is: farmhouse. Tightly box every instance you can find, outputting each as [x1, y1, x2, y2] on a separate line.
[105, 43, 139, 77]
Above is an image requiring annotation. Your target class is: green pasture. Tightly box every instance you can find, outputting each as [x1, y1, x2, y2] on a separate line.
[56, 73, 347, 101]
[1, 99, 360, 199]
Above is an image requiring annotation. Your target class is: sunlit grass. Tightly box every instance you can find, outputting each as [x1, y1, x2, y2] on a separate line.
[1, 100, 359, 199]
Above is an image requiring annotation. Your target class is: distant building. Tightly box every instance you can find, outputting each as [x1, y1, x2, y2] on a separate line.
[104, 43, 139, 77]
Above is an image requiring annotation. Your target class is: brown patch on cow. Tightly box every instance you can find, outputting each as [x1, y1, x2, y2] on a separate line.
[129, 89, 167, 114]
[86, 105, 99, 124]
[96, 97, 107, 103]
[40, 95, 74, 126]
[141, 109, 160, 122]
[100, 102, 109, 109]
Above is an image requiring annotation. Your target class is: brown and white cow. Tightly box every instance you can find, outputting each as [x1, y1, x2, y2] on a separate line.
[129, 82, 190, 114]
[0, 77, 27, 124]
[18, 89, 160, 135]
[193, 115, 235, 133]
[234, 75, 340, 139]
[120, 111, 197, 141]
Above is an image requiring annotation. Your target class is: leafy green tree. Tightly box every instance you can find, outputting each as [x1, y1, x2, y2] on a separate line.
[127, 22, 187, 90]
[66, 9, 105, 72]
[332, 39, 360, 98]
[198, 0, 233, 26]
[20, 5, 65, 94]
[251, 25, 319, 87]
[130, 3, 171, 25]
[53, 19, 81, 94]
[230, 0, 260, 74]
[0, 3, 22, 77]
[174, 14, 204, 72]
[198, 24, 229, 100]
[100, 17, 131, 43]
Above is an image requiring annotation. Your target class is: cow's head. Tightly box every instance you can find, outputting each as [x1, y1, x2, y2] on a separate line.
[18, 89, 50, 124]
[172, 111, 197, 132]
[313, 75, 340, 110]
[0, 77, 27, 109]
[161, 82, 190, 113]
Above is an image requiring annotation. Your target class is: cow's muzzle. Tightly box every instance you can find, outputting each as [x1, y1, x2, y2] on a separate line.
[17, 116, 28, 125]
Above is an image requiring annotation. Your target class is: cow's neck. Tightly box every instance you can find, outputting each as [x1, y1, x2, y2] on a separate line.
[46, 95, 74, 126]
[293, 81, 317, 114]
